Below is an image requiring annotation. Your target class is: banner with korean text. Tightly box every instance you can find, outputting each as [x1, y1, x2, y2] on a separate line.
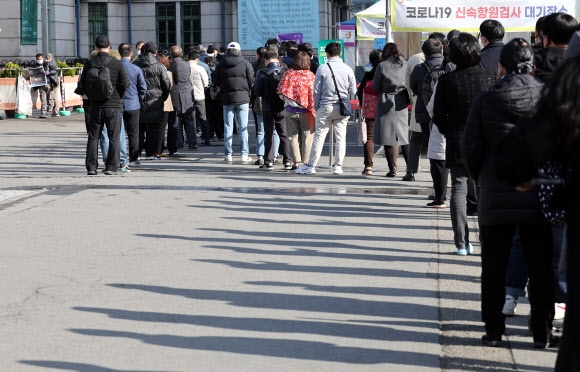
[392, 0, 579, 32]
[238, 1, 320, 50]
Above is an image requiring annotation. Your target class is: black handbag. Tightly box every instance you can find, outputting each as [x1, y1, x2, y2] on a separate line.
[327, 63, 352, 117]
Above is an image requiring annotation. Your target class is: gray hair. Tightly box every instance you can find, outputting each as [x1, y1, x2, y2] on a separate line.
[198, 44, 206, 53]
[47, 53, 54, 61]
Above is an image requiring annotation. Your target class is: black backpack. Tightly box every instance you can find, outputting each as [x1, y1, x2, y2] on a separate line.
[85, 56, 114, 101]
[261, 67, 286, 108]
[421, 64, 444, 106]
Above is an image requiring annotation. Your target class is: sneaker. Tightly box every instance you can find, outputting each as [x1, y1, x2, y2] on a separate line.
[145, 156, 157, 160]
[554, 303, 566, 320]
[426, 201, 446, 209]
[224, 154, 233, 163]
[284, 162, 293, 170]
[457, 243, 473, 256]
[296, 164, 316, 174]
[274, 157, 279, 164]
[534, 334, 561, 349]
[482, 334, 502, 347]
[120, 166, 131, 173]
[87, 170, 97, 176]
[428, 193, 448, 201]
[402, 172, 415, 181]
[157, 153, 166, 158]
[260, 163, 273, 170]
[241, 155, 253, 163]
[386, 170, 397, 177]
[189, 144, 198, 150]
[39, 114, 49, 119]
[362, 167, 372, 175]
[51, 112, 59, 117]
[103, 169, 117, 176]
[202, 139, 211, 146]
[502, 295, 518, 316]
[333, 165, 343, 174]
[129, 160, 140, 167]
[255, 158, 264, 165]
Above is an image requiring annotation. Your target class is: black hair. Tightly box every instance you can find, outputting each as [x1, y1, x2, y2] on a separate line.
[368, 49, 381, 68]
[422, 38, 443, 56]
[298, 43, 313, 58]
[256, 47, 267, 61]
[265, 50, 279, 61]
[278, 46, 287, 57]
[429, 32, 446, 42]
[381, 42, 404, 66]
[285, 40, 298, 50]
[325, 42, 341, 57]
[118, 43, 132, 57]
[219, 46, 226, 53]
[479, 20, 505, 42]
[207, 45, 215, 54]
[188, 51, 200, 61]
[205, 56, 217, 68]
[449, 33, 481, 68]
[35, 53, 44, 59]
[266, 38, 279, 47]
[542, 12, 579, 45]
[536, 16, 547, 37]
[499, 38, 534, 74]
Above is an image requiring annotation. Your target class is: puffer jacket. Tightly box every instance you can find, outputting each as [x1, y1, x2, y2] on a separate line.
[433, 66, 496, 167]
[463, 73, 544, 225]
[213, 50, 254, 105]
[133, 53, 171, 123]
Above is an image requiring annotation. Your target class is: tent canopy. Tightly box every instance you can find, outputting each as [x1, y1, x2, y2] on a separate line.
[338, 18, 355, 26]
[355, 0, 386, 17]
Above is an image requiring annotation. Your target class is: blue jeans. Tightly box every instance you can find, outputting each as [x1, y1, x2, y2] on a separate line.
[255, 113, 264, 156]
[505, 226, 529, 298]
[552, 225, 567, 303]
[100, 116, 127, 165]
[224, 103, 250, 156]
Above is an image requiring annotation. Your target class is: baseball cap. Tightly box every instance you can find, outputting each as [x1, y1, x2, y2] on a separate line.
[95, 35, 110, 48]
[142, 41, 158, 54]
[228, 42, 241, 50]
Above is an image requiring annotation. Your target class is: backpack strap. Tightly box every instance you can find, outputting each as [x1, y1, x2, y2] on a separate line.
[91, 56, 113, 68]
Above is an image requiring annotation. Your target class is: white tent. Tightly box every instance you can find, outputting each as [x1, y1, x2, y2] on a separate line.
[355, 0, 392, 42]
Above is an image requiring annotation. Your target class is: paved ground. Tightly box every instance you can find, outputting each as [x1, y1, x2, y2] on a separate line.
[0, 114, 560, 371]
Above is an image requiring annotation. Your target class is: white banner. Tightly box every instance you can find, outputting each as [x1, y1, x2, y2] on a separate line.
[392, 0, 579, 32]
[357, 16, 387, 38]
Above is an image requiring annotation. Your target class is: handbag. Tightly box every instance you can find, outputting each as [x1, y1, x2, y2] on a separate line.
[327, 63, 352, 117]
[209, 84, 221, 100]
[356, 115, 367, 145]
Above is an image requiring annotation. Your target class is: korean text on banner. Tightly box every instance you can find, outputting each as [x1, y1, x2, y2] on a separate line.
[239, 2, 320, 50]
[357, 17, 387, 39]
[392, 0, 579, 32]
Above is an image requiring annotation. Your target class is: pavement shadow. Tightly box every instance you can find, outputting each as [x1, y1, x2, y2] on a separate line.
[66, 330, 436, 366]
[19, 360, 168, 372]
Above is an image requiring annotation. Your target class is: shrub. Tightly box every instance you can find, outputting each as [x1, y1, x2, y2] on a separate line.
[0, 62, 21, 78]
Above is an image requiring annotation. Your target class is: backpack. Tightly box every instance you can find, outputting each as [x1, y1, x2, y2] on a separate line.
[421, 64, 444, 106]
[85, 56, 114, 101]
[261, 67, 286, 108]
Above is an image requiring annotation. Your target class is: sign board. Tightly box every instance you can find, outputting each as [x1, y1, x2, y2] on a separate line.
[392, 0, 580, 32]
[317, 40, 345, 64]
[21, 0, 38, 45]
[28, 67, 47, 87]
[238, 2, 320, 50]
[357, 16, 387, 39]
[278, 33, 303, 44]
[338, 24, 356, 47]
[374, 38, 387, 50]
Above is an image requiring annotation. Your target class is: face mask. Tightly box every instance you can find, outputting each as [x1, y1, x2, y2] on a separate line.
[37, 59, 43, 65]
[137, 50, 141, 55]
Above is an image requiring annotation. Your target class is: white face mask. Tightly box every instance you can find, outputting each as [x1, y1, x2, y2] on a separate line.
[37, 59, 43, 65]
[137, 50, 141, 55]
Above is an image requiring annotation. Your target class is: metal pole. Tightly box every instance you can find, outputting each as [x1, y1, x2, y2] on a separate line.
[41, 0, 49, 56]
[76, 0, 82, 58]
[128, 0, 133, 46]
[386, 0, 393, 42]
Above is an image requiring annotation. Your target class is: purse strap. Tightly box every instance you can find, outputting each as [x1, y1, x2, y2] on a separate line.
[326, 62, 343, 101]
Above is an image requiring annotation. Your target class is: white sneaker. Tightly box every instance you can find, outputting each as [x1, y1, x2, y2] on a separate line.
[333, 165, 343, 174]
[554, 303, 566, 320]
[224, 154, 233, 163]
[296, 164, 316, 174]
[241, 155, 252, 163]
[502, 295, 518, 316]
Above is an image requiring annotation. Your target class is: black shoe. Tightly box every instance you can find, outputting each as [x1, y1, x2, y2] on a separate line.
[202, 139, 211, 146]
[255, 158, 264, 165]
[386, 170, 397, 177]
[259, 163, 273, 170]
[482, 334, 502, 347]
[189, 144, 198, 150]
[467, 207, 478, 216]
[177, 145, 184, 150]
[426, 201, 446, 209]
[51, 112, 59, 117]
[402, 172, 415, 181]
[87, 170, 97, 176]
[103, 169, 117, 175]
[534, 334, 561, 349]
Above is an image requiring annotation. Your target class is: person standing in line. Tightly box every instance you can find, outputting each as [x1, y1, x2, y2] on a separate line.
[213, 41, 254, 163]
[479, 19, 506, 75]
[188, 51, 211, 146]
[168, 45, 196, 153]
[118, 43, 147, 167]
[295, 42, 356, 175]
[155, 48, 173, 157]
[45, 53, 59, 116]
[81, 35, 130, 175]
[371, 43, 410, 178]
[433, 33, 496, 255]
[133, 41, 171, 160]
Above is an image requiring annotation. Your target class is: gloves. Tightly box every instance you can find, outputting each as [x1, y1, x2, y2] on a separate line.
[44, 71, 50, 76]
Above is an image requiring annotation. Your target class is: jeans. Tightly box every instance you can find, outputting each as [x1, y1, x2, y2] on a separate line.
[429, 159, 448, 204]
[100, 116, 128, 165]
[86, 107, 121, 172]
[449, 165, 470, 249]
[307, 104, 349, 167]
[223, 103, 250, 156]
[505, 226, 529, 298]
[255, 113, 264, 156]
[480, 224, 554, 342]
[263, 108, 291, 164]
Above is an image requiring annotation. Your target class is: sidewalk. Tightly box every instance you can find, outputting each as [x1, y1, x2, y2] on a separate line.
[0, 114, 559, 371]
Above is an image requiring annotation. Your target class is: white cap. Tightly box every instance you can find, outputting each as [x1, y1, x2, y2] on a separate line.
[227, 42, 241, 51]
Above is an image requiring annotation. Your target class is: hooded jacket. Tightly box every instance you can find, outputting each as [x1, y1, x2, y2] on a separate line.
[133, 53, 171, 123]
[463, 73, 544, 225]
[213, 50, 254, 105]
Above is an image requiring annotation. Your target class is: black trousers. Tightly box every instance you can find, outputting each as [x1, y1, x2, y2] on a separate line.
[385, 144, 409, 172]
[263, 108, 291, 164]
[480, 223, 554, 342]
[123, 108, 140, 162]
[430, 159, 448, 203]
[157, 111, 169, 155]
[86, 107, 121, 172]
[139, 121, 161, 158]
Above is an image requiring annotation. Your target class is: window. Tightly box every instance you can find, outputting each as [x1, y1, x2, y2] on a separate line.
[88, 3, 108, 55]
[156, 3, 176, 48]
[181, 2, 201, 52]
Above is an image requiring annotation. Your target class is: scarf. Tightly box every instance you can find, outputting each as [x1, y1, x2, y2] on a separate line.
[278, 69, 316, 116]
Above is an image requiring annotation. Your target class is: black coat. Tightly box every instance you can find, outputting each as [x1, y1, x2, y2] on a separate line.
[213, 51, 254, 105]
[463, 73, 543, 225]
[409, 53, 444, 124]
[479, 41, 504, 75]
[133, 53, 171, 123]
[80, 52, 129, 109]
[534, 47, 566, 83]
[433, 65, 496, 167]
[168, 58, 194, 113]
